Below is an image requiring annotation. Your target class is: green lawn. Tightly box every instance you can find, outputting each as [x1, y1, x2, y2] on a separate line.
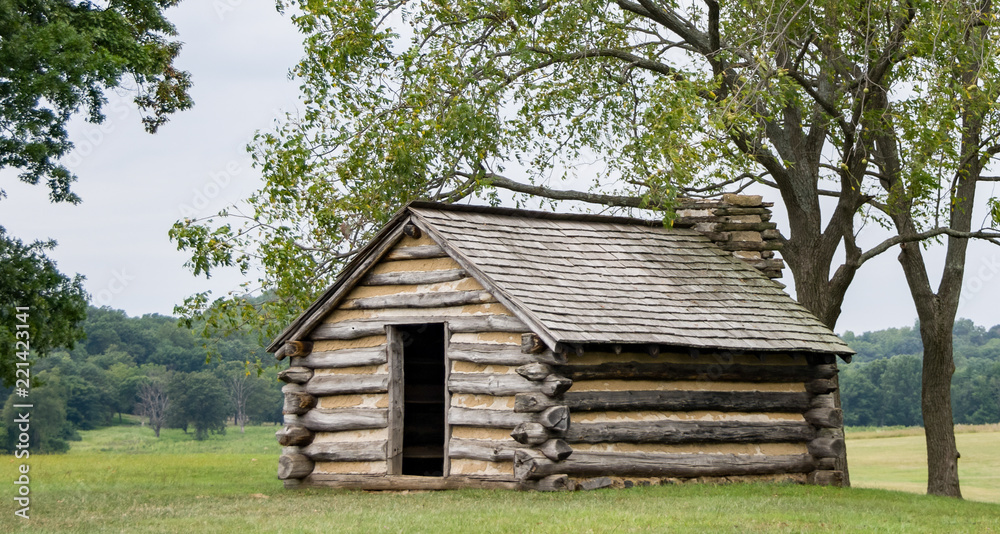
[847, 425, 1000, 504]
[1, 422, 998, 533]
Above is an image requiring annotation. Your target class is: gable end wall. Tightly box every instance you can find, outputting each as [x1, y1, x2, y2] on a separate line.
[277, 234, 532, 487]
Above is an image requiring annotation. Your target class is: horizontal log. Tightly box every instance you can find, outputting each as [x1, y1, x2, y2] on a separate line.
[279, 366, 314, 384]
[804, 407, 843, 429]
[816, 427, 843, 439]
[815, 458, 838, 470]
[449, 407, 534, 428]
[809, 394, 837, 410]
[448, 343, 538, 366]
[300, 409, 388, 432]
[384, 245, 447, 260]
[514, 450, 816, 481]
[306, 374, 390, 396]
[299, 346, 387, 369]
[360, 268, 467, 286]
[283, 340, 313, 358]
[540, 439, 573, 461]
[515, 390, 812, 413]
[278, 453, 314, 480]
[539, 375, 571, 397]
[310, 315, 528, 341]
[309, 321, 386, 341]
[449, 439, 527, 462]
[539, 406, 569, 432]
[510, 422, 551, 445]
[448, 343, 565, 366]
[535, 350, 569, 365]
[521, 333, 546, 354]
[449, 373, 545, 396]
[807, 437, 845, 459]
[402, 223, 421, 239]
[341, 290, 495, 310]
[555, 362, 836, 382]
[805, 379, 838, 395]
[805, 354, 837, 366]
[302, 441, 387, 462]
[283, 389, 317, 415]
[275, 425, 314, 447]
[564, 420, 815, 444]
[303, 473, 520, 490]
[516, 363, 554, 381]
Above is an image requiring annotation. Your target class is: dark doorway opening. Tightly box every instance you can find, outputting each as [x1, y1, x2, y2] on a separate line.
[399, 323, 446, 476]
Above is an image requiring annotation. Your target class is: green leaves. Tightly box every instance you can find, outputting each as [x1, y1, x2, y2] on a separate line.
[0, 0, 193, 201]
[0, 227, 88, 387]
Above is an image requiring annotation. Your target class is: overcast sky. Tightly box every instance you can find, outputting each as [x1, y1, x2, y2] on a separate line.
[1, 3, 997, 336]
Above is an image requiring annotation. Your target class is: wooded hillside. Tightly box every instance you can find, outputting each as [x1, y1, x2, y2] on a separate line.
[0, 307, 283, 452]
[840, 320, 1000, 427]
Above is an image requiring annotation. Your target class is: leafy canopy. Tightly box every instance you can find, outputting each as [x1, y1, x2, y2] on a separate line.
[0, 228, 87, 387]
[172, 1, 1000, 339]
[0, 0, 193, 203]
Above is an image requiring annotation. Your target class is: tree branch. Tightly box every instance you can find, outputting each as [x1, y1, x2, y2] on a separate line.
[460, 172, 652, 209]
[520, 46, 681, 80]
[617, 0, 710, 53]
[858, 227, 1000, 267]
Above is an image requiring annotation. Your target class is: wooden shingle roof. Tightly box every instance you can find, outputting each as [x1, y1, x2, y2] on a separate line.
[269, 201, 854, 356]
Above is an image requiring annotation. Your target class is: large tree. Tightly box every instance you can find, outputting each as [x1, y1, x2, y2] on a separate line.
[0, 229, 87, 386]
[173, 1, 1000, 496]
[0, 0, 194, 387]
[166, 371, 229, 440]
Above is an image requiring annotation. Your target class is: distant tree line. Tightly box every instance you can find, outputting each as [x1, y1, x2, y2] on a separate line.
[0, 307, 282, 452]
[840, 319, 1000, 427]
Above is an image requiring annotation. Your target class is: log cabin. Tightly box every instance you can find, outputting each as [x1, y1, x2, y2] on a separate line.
[268, 196, 854, 491]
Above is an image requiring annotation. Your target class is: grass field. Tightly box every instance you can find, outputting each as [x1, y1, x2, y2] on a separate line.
[848, 424, 1000, 503]
[1, 422, 998, 533]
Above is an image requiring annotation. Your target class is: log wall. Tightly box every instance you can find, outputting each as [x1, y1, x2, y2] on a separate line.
[506, 348, 844, 489]
[276, 228, 846, 490]
[277, 232, 530, 487]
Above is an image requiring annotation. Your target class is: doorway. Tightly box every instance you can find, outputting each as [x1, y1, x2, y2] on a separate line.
[392, 323, 447, 476]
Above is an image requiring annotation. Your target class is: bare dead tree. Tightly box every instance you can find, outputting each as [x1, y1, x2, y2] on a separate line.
[137, 381, 169, 438]
[225, 373, 251, 434]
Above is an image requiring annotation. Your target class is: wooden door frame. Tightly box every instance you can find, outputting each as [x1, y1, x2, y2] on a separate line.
[385, 323, 450, 477]
[386, 325, 404, 475]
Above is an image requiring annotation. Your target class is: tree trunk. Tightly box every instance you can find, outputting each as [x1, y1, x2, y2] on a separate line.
[892, 235, 965, 499]
[780, 211, 856, 488]
[920, 321, 962, 498]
